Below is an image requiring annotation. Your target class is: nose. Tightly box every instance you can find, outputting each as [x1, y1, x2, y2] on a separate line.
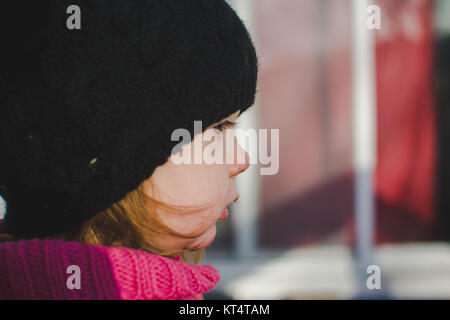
[229, 139, 250, 178]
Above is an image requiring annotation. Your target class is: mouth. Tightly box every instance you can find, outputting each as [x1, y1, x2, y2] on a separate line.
[218, 194, 240, 221]
[218, 207, 229, 220]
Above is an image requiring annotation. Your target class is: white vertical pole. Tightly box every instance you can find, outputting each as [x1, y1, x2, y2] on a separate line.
[351, 0, 377, 282]
[228, 0, 260, 259]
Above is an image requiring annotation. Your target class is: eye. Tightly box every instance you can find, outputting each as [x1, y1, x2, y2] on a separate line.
[213, 120, 238, 133]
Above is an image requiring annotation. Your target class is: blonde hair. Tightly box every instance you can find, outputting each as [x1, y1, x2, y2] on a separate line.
[58, 182, 206, 264]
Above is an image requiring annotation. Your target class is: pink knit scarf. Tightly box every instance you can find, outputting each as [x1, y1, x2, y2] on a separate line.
[0, 220, 220, 300]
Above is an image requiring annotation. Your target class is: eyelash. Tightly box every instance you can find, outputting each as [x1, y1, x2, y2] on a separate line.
[214, 120, 238, 132]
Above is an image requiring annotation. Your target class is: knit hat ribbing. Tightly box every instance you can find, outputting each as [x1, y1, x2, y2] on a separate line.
[0, 0, 258, 239]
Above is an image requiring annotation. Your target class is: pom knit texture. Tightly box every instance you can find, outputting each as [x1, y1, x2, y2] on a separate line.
[0, 226, 219, 299]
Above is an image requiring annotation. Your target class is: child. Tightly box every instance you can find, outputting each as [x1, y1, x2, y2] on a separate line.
[0, 0, 258, 299]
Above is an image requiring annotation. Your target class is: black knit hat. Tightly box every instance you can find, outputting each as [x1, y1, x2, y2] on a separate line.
[0, 0, 258, 239]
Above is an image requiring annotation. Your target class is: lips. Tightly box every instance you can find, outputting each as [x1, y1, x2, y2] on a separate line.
[218, 207, 229, 220]
[218, 194, 239, 221]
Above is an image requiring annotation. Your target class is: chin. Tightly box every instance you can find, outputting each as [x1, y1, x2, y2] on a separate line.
[190, 224, 217, 251]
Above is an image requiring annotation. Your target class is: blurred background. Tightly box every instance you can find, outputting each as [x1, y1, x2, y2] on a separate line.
[201, 0, 450, 300]
[1, 0, 450, 300]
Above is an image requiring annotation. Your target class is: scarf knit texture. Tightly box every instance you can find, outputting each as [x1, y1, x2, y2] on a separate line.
[0, 220, 220, 299]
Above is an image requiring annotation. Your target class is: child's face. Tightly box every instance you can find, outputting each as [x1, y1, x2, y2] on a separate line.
[142, 110, 249, 252]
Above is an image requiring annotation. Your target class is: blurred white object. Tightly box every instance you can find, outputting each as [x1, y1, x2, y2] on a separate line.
[228, 0, 261, 259]
[0, 195, 5, 219]
[351, 0, 377, 281]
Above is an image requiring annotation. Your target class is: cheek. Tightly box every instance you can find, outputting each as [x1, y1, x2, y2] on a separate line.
[159, 206, 223, 237]
[151, 160, 229, 207]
